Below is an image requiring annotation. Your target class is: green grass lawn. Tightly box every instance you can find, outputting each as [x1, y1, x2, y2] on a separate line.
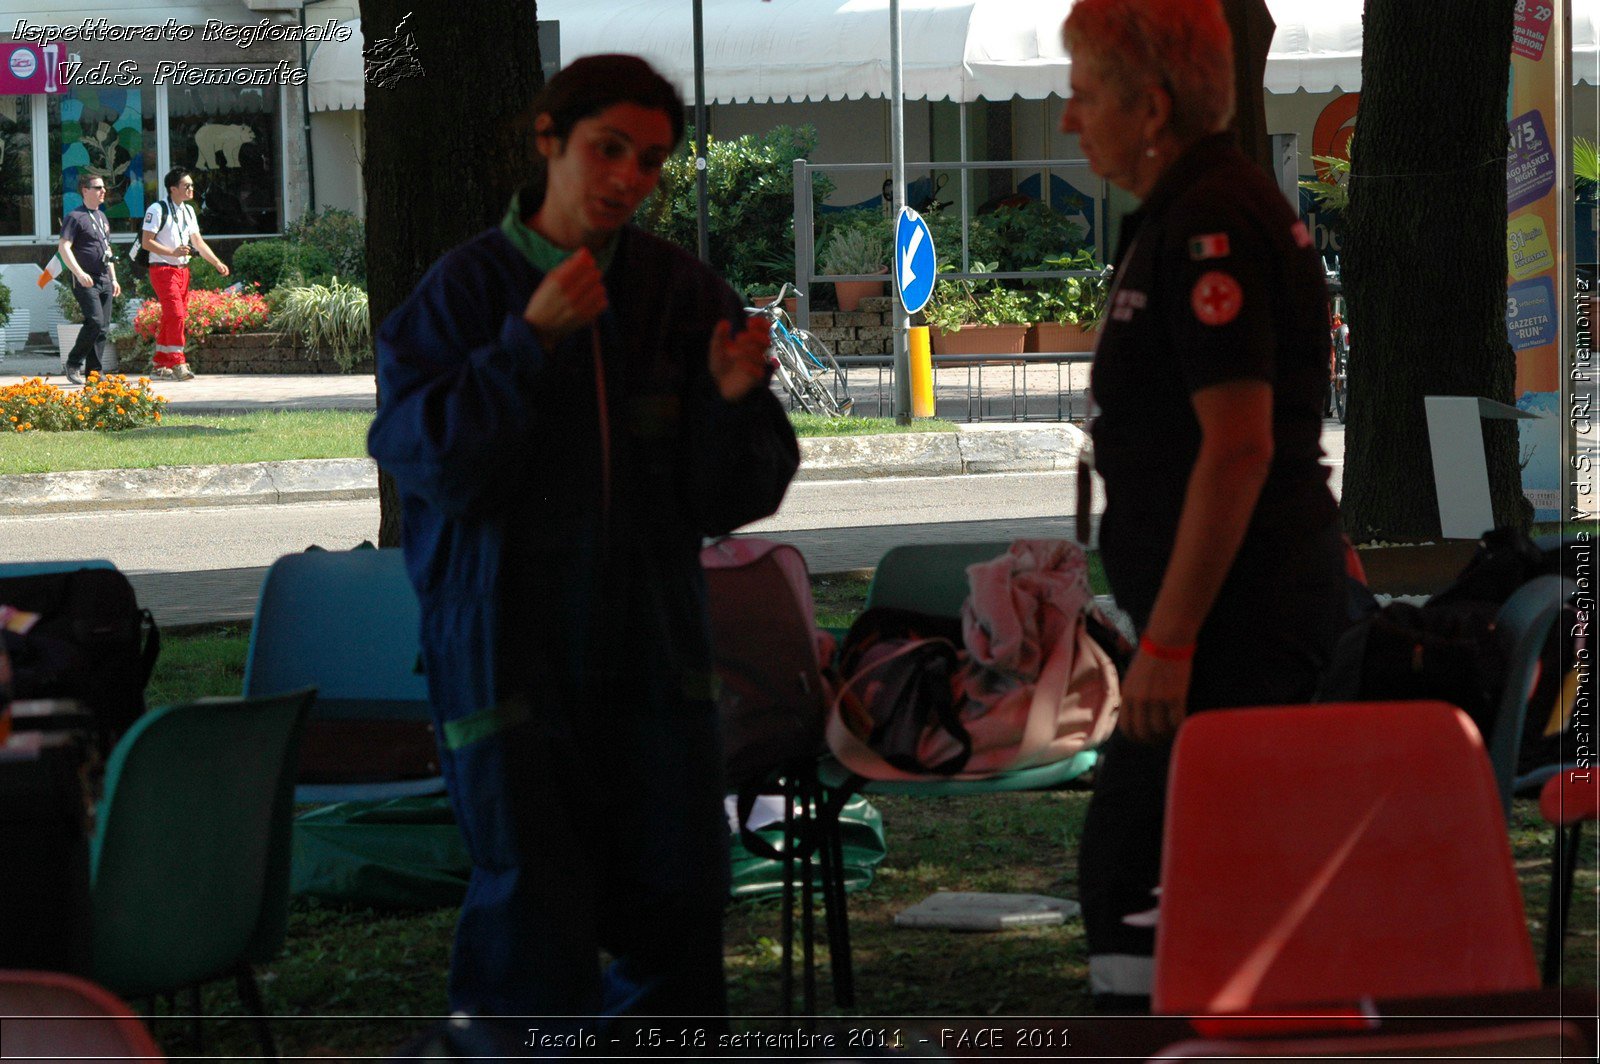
[0, 409, 953, 476]
[145, 578, 1596, 1058]
[0, 410, 376, 476]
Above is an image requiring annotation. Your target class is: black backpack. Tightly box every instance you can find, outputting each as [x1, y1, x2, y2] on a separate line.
[0, 566, 160, 744]
[1317, 527, 1567, 769]
[127, 200, 169, 280]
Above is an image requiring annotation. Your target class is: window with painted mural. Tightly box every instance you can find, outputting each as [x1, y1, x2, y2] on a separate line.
[0, 95, 35, 236]
[47, 87, 157, 235]
[167, 82, 279, 235]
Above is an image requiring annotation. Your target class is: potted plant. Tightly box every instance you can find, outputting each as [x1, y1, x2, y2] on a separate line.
[1024, 249, 1108, 353]
[923, 262, 1032, 356]
[817, 220, 888, 311]
[744, 281, 799, 318]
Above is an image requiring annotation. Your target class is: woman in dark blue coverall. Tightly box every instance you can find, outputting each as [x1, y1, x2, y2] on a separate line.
[1059, 0, 1346, 1006]
[368, 55, 799, 1029]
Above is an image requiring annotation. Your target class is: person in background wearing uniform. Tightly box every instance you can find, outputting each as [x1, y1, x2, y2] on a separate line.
[141, 167, 229, 380]
[1060, 0, 1345, 1007]
[367, 54, 799, 1040]
[58, 172, 121, 386]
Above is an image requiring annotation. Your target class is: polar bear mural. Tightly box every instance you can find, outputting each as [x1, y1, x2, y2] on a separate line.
[193, 123, 255, 170]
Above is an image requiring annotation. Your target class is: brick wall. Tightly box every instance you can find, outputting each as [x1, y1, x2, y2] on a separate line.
[183, 332, 374, 375]
[806, 296, 894, 356]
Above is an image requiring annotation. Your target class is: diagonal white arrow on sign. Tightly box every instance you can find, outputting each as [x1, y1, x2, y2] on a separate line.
[900, 224, 925, 291]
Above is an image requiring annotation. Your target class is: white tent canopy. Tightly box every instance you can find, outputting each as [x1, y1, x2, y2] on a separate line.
[309, 1, 1600, 111]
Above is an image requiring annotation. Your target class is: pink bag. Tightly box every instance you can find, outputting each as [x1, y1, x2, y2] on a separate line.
[826, 540, 1120, 781]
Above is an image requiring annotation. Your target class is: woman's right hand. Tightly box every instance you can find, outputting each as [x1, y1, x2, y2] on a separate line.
[523, 247, 608, 349]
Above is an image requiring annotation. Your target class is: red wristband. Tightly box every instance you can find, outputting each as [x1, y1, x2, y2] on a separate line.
[1139, 635, 1196, 662]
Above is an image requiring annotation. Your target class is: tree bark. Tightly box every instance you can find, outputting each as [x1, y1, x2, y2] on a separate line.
[360, 1, 543, 547]
[1221, 0, 1274, 174]
[1341, 1, 1528, 541]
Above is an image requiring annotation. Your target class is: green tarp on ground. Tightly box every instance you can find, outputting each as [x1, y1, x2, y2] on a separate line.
[291, 795, 886, 910]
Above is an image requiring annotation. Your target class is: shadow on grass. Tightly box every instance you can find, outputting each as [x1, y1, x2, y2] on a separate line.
[112, 424, 248, 440]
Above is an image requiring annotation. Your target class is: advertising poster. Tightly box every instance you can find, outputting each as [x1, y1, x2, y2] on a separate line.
[1506, 0, 1568, 520]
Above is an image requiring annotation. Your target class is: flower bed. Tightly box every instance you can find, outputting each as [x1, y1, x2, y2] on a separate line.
[133, 286, 270, 348]
[0, 374, 165, 432]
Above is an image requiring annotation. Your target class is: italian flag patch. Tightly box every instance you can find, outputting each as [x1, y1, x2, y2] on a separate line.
[1188, 233, 1230, 261]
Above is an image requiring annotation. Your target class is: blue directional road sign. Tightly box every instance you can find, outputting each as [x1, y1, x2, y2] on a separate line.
[894, 206, 936, 315]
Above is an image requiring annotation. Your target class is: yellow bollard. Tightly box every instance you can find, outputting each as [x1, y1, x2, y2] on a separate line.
[908, 326, 934, 418]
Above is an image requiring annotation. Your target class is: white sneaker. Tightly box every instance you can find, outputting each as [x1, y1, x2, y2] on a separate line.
[151, 366, 175, 380]
[173, 364, 195, 381]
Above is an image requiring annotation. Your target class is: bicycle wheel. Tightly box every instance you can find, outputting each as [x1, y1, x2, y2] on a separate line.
[772, 333, 828, 414]
[1331, 346, 1348, 423]
[792, 328, 854, 416]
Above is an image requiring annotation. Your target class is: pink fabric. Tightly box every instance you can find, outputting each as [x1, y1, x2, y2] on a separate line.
[960, 538, 1093, 701]
[826, 538, 1118, 781]
[700, 537, 833, 666]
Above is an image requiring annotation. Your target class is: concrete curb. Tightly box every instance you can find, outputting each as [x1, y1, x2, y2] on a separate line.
[0, 426, 1088, 514]
[796, 425, 1086, 481]
[0, 458, 378, 515]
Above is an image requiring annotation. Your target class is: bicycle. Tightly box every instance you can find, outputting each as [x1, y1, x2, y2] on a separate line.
[1324, 258, 1349, 424]
[747, 282, 854, 417]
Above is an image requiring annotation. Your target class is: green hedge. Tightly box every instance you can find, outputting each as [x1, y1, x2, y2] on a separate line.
[640, 125, 833, 296]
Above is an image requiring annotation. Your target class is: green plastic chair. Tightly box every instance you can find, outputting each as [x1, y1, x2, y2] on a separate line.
[89, 689, 315, 1058]
[812, 539, 1103, 1007]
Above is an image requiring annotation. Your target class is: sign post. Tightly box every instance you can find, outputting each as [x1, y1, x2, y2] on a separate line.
[889, 0, 910, 423]
[896, 206, 938, 418]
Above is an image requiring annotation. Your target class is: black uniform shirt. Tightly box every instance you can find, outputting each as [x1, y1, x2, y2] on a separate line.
[1089, 133, 1337, 622]
[61, 205, 112, 280]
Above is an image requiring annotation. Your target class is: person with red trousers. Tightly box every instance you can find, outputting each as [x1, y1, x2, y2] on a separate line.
[141, 166, 229, 380]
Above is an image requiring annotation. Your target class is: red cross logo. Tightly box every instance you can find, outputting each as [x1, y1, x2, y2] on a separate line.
[1191, 271, 1243, 326]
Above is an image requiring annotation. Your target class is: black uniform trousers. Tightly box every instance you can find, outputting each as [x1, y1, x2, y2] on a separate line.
[1077, 520, 1346, 1000]
[66, 274, 113, 374]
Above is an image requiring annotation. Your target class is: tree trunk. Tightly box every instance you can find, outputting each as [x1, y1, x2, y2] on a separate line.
[360, 1, 543, 547]
[1221, 0, 1274, 174]
[1342, 1, 1528, 541]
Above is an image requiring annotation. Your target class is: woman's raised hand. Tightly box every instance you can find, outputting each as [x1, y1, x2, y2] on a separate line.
[523, 247, 609, 349]
[709, 316, 771, 402]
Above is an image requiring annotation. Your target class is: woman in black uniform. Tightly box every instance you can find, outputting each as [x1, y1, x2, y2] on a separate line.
[1059, 0, 1346, 1005]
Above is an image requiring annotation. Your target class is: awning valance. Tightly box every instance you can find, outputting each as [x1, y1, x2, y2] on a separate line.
[307, 18, 363, 113]
[309, 1, 1600, 111]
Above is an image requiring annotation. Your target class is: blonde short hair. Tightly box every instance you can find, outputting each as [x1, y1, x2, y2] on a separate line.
[1062, 0, 1236, 140]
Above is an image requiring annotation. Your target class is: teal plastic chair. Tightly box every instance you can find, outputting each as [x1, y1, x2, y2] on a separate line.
[243, 548, 441, 803]
[89, 689, 314, 1058]
[0, 559, 116, 577]
[1484, 574, 1578, 817]
[812, 540, 1103, 1006]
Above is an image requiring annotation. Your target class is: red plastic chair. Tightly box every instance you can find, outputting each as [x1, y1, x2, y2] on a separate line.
[1538, 767, 1600, 985]
[1154, 700, 1539, 1016]
[0, 969, 164, 1060]
[1149, 1018, 1587, 1061]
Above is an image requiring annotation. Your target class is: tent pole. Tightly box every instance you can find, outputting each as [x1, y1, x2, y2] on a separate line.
[693, 0, 711, 263]
[959, 100, 970, 272]
[891, 0, 910, 423]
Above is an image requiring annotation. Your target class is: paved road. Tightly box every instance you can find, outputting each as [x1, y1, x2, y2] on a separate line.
[2, 472, 1091, 575]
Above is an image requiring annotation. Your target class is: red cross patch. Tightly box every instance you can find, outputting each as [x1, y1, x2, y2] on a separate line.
[1191, 270, 1243, 326]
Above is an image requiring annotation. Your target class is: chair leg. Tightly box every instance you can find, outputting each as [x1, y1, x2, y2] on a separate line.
[799, 784, 817, 1017]
[187, 985, 204, 1053]
[235, 965, 279, 1060]
[1544, 822, 1584, 985]
[779, 776, 797, 1018]
[820, 791, 856, 1009]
